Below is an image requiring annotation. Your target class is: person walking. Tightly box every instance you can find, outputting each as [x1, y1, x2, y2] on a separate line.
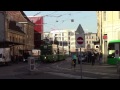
[91, 52, 95, 66]
[88, 51, 92, 63]
[99, 52, 103, 65]
[71, 53, 77, 69]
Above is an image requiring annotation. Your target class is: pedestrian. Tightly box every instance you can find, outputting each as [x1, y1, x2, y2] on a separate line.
[15, 55, 19, 64]
[91, 52, 95, 66]
[99, 52, 103, 65]
[88, 51, 92, 63]
[71, 53, 77, 69]
[11, 55, 14, 63]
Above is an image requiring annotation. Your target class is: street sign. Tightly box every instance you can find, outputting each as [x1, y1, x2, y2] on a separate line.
[75, 24, 85, 48]
[75, 24, 85, 79]
[28, 57, 35, 71]
[76, 34, 85, 48]
[77, 37, 83, 44]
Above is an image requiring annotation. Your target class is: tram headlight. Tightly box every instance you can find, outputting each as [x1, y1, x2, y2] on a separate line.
[44, 57, 46, 59]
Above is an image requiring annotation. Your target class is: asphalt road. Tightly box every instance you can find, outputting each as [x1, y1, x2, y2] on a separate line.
[0, 57, 119, 79]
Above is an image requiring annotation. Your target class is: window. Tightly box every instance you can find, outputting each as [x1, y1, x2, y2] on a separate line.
[68, 32, 71, 35]
[89, 36, 91, 39]
[103, 11, 106, 21]
[62, 33, 64, 36]
[68, 37, 70, 40]
[92, 36, 93, 39]
[108, 43, 115, 58]
[62, 37, 64, 41]
[89, 41, 91, 44]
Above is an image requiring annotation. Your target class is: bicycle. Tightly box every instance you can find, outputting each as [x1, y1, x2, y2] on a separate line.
[71, 59, 76, 71]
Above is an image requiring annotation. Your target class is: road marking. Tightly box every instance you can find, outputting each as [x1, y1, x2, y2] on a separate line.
[45, 72, 96, 79]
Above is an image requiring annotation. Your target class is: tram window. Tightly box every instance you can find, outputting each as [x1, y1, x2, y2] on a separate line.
[108, 43, 114, 50]
[108, 43, 115, 58]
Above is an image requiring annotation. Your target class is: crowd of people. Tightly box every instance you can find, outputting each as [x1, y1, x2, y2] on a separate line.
[71, 51, 103, 68]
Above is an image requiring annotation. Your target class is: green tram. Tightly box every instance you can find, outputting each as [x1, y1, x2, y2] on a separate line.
[107, 40, 120, 65]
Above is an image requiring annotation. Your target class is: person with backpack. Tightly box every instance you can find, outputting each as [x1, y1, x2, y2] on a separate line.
[71, 53, 77, 68]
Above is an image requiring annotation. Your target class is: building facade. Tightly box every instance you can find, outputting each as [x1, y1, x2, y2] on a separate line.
[85, 32, 99, 51]
[0, 11, 34, 58]
[28, 16, 44, 49]
[97, 11, 120, 63]
[49, 29, 76, 54]
[49, 29, 99, 54]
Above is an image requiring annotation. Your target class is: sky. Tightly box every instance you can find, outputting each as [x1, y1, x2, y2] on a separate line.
[24, 11, 97, 33]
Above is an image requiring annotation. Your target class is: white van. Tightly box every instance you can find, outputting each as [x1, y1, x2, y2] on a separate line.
[0, 48, 11, 65]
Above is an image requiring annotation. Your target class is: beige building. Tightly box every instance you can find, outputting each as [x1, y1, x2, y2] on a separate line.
[97, 11, 120, 63]
[85, 32, 99, 51]
[49, 30, 99, 54]
[49, 29, 76, 54]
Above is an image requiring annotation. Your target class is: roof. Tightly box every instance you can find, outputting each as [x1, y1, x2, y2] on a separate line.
[6, 11, 34, 25]
[109, 40, 120, 43]
[6, 11, 27, 22]
[20, 11, 34, 25]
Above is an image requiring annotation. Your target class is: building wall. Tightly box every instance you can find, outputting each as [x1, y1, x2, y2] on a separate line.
[50, 29, 75, 54]
[97, 11, 120, 63]
[24, 23, 34, 51]
[85, 33, 98, 49]
[97, 11, 102, 51]
[0, 12, 5, 42]
[0, 11, 34, 57]
[50, 30, 98, 53]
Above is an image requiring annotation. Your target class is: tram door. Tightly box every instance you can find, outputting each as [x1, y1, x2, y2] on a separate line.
[115, 43, 119, 58]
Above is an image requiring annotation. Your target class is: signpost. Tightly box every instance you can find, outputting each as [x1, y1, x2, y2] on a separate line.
[75, 24, 85, 79]
[28, 57, 35, 71]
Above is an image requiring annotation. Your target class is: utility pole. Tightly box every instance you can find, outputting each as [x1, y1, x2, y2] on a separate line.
[100, 11, 102, 53]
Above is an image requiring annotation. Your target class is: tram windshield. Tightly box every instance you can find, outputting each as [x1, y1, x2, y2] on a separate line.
[108, 43, 115, 58]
